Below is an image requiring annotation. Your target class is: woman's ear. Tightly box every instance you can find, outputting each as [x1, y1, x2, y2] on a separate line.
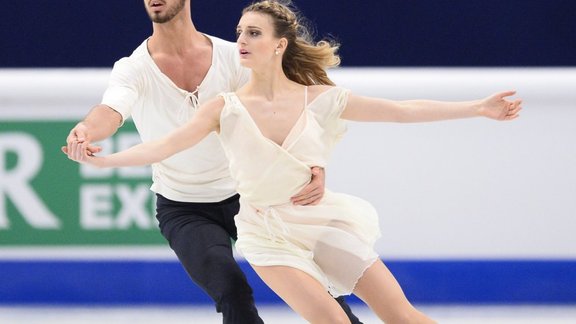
[276, 38, 288, 54]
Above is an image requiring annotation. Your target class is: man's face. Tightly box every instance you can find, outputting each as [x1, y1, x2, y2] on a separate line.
[143, 0, 186, 24]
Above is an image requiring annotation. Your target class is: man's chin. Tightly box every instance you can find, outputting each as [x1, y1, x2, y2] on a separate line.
[150, 17, 170, 24]
[148, 12, 173, 24]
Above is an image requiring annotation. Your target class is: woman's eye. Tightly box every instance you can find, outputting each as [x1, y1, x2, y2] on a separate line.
[235, 29, 260, 38]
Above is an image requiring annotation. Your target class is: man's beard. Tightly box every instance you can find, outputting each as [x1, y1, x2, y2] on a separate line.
[148, 0, 186, 23]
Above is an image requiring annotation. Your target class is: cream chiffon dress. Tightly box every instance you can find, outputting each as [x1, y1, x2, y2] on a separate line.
[218, 86, 381, 297]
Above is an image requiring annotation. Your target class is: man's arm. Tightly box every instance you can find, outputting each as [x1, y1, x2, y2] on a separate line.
[62, 104, 123, 161]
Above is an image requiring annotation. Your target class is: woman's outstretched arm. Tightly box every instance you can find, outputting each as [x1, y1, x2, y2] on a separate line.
[77, 96, 225, 168]
[342, 91, 522, 123]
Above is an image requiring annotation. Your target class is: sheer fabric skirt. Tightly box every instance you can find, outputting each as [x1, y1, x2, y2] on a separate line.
[235, 190, 381, 297]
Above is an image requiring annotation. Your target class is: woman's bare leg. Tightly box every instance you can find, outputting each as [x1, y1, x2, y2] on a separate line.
[353, 259, 436, 324]
[252, 265, 351, 324]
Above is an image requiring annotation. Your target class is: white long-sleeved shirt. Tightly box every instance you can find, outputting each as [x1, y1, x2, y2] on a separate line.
[101, 35, 249, 202]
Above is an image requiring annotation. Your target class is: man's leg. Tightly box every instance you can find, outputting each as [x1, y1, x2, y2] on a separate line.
[156, 194, 263, 324]
[335, 296, 363, 324]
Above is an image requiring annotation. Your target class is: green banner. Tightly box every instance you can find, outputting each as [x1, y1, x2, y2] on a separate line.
[0, 121, 164, 246]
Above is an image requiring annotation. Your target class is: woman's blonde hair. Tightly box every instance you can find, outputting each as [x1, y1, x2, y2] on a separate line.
[242, 0, 341, 86]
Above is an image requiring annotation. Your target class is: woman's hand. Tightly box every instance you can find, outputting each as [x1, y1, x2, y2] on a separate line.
[479, 91, 522, 121]
[67, 140, 108, 168]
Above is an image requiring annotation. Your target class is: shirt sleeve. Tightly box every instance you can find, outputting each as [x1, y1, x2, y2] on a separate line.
[101, 57, 141, 124]
[234, 65, 250, 90]
[229, 43, 250, 90]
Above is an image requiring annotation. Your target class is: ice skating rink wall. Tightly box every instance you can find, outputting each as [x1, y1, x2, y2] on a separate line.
[1, 68, 575, 304]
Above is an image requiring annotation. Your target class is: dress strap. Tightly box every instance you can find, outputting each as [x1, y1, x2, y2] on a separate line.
[304, 86, 308, 107]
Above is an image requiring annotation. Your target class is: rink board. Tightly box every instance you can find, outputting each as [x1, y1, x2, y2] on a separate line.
[1, 259, 575, 304]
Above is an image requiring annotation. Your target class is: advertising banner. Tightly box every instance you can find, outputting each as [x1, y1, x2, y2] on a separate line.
[0, 121, 162, 246]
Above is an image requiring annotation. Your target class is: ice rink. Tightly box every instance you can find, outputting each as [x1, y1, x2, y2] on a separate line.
[1, 305, 576, 324]
[2, 68, 575, 324]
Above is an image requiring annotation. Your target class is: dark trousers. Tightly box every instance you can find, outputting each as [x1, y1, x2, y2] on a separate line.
[156, 194, 362, 324]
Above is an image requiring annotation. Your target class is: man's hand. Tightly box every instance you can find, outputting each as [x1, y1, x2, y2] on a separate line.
[61, 105, 122, 162]
[291, 167, 325, 206]
[61, 123, 102, 162]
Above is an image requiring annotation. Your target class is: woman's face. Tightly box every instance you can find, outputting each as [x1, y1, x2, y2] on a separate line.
[236, 12, 282, 69]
